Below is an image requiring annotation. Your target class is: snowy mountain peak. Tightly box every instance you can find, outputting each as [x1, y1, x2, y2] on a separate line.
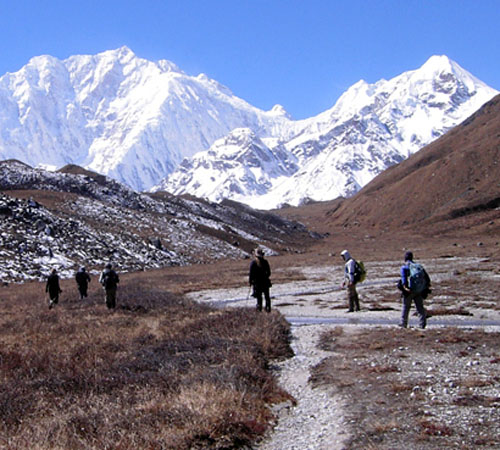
[0, 49, 497, 209]
[216, 128, 259, 148]
[161, 55, 498, 209]
[269, 104, 292, 119]
[0, 47, 295, 191]
[420, 54, 455, 72]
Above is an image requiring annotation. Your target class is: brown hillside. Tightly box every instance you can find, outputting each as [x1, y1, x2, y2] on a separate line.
[58, 164, 108, 185]
[275, 95, 500, 262]
[326, 93, 500, 231]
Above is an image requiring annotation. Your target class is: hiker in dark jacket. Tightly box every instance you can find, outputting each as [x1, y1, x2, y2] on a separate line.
[99, 263, 119, 309]
[75, 266, 91, 299]
[249, 248, 272, 312]
[341, 249, 360, 312]
[399, 251, 430, 329]
[46, 268, 62, 309]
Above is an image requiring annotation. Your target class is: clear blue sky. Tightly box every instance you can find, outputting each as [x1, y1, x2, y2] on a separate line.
[1, 0, 498, 119]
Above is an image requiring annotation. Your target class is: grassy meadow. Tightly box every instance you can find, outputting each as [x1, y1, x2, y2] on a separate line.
[0, 276, 293, 449]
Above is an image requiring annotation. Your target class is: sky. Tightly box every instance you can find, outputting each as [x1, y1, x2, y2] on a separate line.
[0, 0, 498, 119]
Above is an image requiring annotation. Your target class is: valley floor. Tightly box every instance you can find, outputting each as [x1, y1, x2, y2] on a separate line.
[187, 255, 500, 449]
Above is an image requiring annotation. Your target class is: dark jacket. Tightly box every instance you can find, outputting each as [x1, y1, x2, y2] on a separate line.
[99, 268, 119, 289]
[249, 258, 271, 290]
[75, 270, 91, 287]
[46, 273, 61, 297]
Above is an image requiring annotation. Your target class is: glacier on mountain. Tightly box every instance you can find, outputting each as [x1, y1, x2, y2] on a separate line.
[0, 48, 497, 208]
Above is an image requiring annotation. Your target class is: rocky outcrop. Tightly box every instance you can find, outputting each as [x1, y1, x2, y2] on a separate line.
[0, 161, 314, 282]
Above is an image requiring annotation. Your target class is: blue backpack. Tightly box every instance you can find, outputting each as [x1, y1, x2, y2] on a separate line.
[408, 262, 428, 293]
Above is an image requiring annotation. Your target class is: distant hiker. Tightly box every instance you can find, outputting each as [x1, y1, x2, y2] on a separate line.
[45, 268, 62, 309]
[75, 267, 91, 299]
[99, 263, 119, 309]
[249, 248, 272, 312]
[398, 251, 431, 329]
[340, 249, 362, 312]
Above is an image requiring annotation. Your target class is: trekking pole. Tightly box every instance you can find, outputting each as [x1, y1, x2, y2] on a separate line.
[246, 285, 252, 306]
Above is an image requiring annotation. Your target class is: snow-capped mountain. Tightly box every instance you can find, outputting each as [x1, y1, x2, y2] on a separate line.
[163, 128, 299, 202]
[0, 49, 497, 208]
[0, 46, 291, 191]
[159, 55, 498, 208]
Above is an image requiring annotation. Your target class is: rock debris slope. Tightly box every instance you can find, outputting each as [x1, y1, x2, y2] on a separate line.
[0, 160, 314, 283]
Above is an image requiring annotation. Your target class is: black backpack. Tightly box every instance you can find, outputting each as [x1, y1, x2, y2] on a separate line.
[101, 270, 118, 289]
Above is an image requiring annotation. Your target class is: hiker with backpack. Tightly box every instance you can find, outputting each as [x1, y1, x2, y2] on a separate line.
[249, 248, 272, 312]
[398, 251, 431, 329]
[75, 266, 91, 299]
[99, 263, 120, 309]
[341, 249, 364, 312]
[46, 268, 62, 309]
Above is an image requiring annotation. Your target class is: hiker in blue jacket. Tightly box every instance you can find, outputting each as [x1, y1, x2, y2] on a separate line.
[399, 251, 430, 329]
[341, 249, 360, 312]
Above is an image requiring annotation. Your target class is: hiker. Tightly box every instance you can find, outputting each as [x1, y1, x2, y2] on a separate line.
[398, 251, 430, 329]
[99, 263, 119, 309]
[249, 248, 272, 312]
[341, 249, 360, 312]
[75, 266, 91, 299]
[45, 268, 62, 309]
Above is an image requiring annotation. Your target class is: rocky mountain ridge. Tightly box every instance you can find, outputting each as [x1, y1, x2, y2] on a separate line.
[0, 160, 313, 283]
[306, 93, 500, 236]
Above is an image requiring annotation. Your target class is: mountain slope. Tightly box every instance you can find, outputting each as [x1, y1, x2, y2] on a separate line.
[325, 93, 500, 230]
[0, 160, 314, 282]
[162, 56, 498, 208]
[0, 47, 292, 191]
[0, 49, 497, 207]
[161, 128, 299, 203]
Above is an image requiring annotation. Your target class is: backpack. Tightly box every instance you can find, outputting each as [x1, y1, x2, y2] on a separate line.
[353, 260, 366, 283]
[408, 262, 428, 293]
[101, 270, 118, 289]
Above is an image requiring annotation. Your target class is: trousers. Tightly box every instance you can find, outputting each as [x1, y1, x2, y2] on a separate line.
[401, 291, 426, 328]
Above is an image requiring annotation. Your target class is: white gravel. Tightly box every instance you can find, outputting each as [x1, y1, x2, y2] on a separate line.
[254, 324, 348, 450]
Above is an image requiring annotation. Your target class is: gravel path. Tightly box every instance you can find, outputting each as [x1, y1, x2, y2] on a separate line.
[254, 325, 347, 450]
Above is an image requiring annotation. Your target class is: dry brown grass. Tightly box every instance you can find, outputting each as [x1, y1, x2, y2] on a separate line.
[0, 278, 293, 449]
[311, 327, 500, 449]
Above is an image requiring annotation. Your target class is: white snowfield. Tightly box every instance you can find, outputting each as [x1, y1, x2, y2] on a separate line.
[0, 48, 497, 208]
